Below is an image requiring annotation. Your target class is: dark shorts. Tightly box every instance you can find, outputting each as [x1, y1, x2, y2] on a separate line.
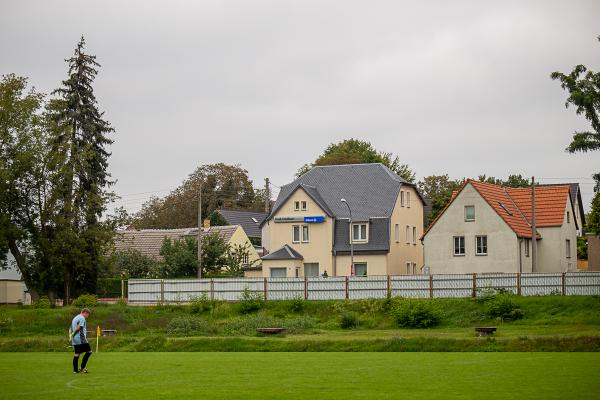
[73, 343, 92, 354]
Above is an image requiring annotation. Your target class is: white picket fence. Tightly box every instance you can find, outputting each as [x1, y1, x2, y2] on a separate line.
[127, 272, 600, 305]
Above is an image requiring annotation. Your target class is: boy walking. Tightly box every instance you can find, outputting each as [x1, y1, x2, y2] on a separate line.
[70, 308, 92, 374]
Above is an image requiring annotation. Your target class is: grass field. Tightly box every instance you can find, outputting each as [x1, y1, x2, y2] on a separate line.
[0, 352, 598, 399]
[2, 296, 599, 351]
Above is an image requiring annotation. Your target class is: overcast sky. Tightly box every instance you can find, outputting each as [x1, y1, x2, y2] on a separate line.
[1, 0, 599, 214]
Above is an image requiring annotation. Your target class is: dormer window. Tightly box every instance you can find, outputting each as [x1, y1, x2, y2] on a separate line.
[352, 223, 368, 242]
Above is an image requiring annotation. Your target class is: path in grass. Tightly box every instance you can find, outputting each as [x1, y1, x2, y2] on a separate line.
[1, 353, 598, 400]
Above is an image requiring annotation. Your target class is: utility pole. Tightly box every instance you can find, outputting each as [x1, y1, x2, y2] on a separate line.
[197, 182, 202, 278]
[531, 176, 537, 273]
[341, 199, 354, 276]
[264, 178, 270, 213]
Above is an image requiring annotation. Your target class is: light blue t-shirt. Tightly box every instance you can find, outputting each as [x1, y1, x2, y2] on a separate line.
[71, 315, 87, 345]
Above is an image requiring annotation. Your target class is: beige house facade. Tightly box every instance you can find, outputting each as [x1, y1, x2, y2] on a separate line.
[422, 180, 579, 274]
[0, 253, 30, 304]
[257, 164, 425, 278]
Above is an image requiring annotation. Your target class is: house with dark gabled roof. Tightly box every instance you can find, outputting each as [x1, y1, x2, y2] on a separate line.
[252, 163, 425, 278]
[212, 209, 267, 245]
[421, 180, 579, 274]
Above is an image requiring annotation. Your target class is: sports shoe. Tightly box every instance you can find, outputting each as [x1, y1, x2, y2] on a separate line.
[80, 368, 88, 374]
[74, 371, 79, 374]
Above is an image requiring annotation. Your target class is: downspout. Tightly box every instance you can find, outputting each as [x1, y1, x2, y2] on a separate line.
[332, 217, 337, 276]
[518, 237, 523, 273]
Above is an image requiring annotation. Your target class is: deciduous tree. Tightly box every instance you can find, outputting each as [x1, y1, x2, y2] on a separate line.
[297, 139, 415, 182]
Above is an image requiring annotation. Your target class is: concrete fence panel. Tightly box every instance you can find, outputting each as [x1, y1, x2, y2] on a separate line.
[127, 272, 600, 305]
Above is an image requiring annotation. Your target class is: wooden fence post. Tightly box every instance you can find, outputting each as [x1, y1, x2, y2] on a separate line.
[472, 273, 477, 298]
[561, 272, 566, 296]
[517, 273, 521, 296]
[345, 276, 349, 300]
[304, 277, 308, 300]
[429, 275, 433, 299]
[160, 280, 165, 304]
[387, 275, 391, 299]
[210, 279, 214, 301]
[263, 277, 268, 301]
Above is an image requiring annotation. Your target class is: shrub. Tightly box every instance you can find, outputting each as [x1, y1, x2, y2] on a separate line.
[190, 294, 213, 314]
[166, 316, 217, 336]
[340, 312, 359, 329]
[289, 297, 305, 313]
[390, 299, 441, 328]
[486, 294, 524, 321]
[72, 294, 97, 308]
[33, 296, 52, 309]
[238, 288, 264, 314]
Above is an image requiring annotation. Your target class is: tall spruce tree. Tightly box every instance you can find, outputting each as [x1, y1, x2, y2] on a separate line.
[50, 36, 114, 301]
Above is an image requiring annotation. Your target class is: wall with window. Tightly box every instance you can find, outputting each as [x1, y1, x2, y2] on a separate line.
[228, 226, 261, 266]
[261, 188, 334, 277]
[334, 254, 388, 276]
[536, 199, 578, 272]
[423, 183, 519, 273]
[262, 258, 304, 278]
[387, 185, 424, 275]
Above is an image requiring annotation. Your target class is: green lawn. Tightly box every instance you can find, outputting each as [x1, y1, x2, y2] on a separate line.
[1, 353, 598, 399]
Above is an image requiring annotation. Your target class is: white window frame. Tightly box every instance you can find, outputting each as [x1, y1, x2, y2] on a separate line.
[295, 267, 300, 277]
[406, 192, 411, 208]
[354, 263, 367, 277]
[406, 262, 411, 274]
[270, 267, 287, 278]
[405, 225, 410, 244]
[292, 225, 300, 243]
[453, 236, 465, 256]
[352, 223, 368, 242]
[304, 263, 319, 277]
[294, 201, 300, 211]
[465, 205, 475, 222]
[400, 191, 405, 207]
[302, 224, 310, 243]
[475, 235, 487, 256]
[412, 262, 417, 274]
[524, 239, 530, 257]
[395, 224, 400, 243]
[301, 201, 307, 211]
[566, 239, 571, 259]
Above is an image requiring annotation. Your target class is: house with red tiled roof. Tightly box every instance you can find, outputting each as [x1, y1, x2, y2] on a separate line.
[421, 180, 579, 274]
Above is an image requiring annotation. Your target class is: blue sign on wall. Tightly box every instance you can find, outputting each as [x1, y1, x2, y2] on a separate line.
[304, 216, 325, 223]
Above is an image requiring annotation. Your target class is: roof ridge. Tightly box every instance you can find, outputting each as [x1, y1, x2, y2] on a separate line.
[313, 162, 385, 168]
[503, 187, 532, 228]
[284, 244, 294, 258]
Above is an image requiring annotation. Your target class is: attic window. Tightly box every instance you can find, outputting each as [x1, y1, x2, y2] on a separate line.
[251, 217, 259, 223]
[498, 202, 513, 216]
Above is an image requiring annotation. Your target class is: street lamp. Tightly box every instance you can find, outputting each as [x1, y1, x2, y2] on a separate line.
[340, 198, 354, 276]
